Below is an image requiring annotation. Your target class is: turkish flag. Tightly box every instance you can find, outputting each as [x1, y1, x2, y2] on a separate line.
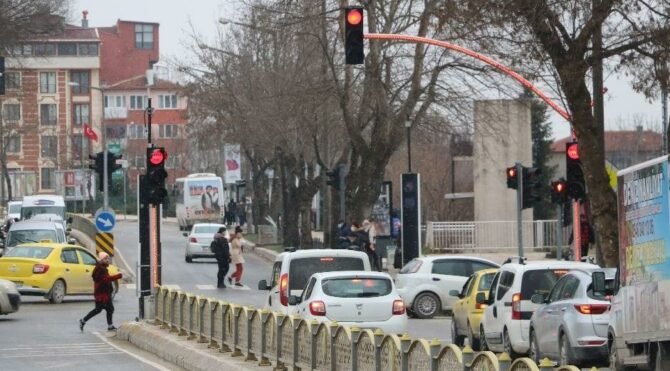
[83, 124, 98, 142]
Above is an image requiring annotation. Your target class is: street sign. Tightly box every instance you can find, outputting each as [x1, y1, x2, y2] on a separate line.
[95, 232, 114, 256]
[95, 209, 116, 232]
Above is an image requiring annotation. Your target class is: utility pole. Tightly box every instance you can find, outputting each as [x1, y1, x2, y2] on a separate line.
[515, 162, 523, 257]
[592, 0, 604, 264]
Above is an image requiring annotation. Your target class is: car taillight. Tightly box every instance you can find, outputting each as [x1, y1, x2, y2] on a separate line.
[574, 304, 610, 315]
[33, 264, 49, 274]
[475, 302, 487, 310]
[392, 299, 405, 315]
[511, 293, 522, 320]
[189, 237, 198, 243]
[309, 300, 326, 316]
[279, 273, 289, 306]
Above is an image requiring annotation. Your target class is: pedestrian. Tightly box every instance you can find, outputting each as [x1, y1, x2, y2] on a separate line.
[363, 219, 381, 271]
[569, 214, 595, 258]
[79, 252, 123, 332]
[211, 227, 231, 288]
[237, 202, 247, 227]
[228, 226, 246, 287]
[227, 199, 237, 225]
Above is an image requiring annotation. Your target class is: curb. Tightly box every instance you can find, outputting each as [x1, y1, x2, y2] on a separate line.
[117, 321, 263, 371]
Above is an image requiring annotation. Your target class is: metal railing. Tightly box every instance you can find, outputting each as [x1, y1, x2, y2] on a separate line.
[425, 220, 572, 253]
[152, 286, 594, 371]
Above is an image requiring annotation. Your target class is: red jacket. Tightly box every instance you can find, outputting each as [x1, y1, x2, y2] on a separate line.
[92, 262, 122, 303]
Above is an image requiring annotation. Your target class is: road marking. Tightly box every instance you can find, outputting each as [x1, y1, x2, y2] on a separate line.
[230, 284, 250, 290]
[125, 284, 137, 290]
[196, 284, 217, 290]
[93, 331, 172, 371]
[0, 342, 121, 358]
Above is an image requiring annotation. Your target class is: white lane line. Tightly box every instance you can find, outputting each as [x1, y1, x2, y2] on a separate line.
[1, 351, 123, 358]
[3, 343, 108, 350]
[196, 284, 216, 290]
[125, 283, 137, 290]
[230, 284, 250, 290]
[93, 331, 172, 371]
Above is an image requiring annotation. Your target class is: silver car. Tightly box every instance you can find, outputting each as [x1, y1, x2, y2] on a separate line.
[528, 269, 615, 367]
[0, 279, 20, 314]
[184, 223, 227, 263]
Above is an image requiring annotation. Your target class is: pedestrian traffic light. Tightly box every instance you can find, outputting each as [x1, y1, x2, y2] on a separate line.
[506, 166, 518, 189]
[145, 147, 168, 205]
[0, 56, 5, 95]
[89, 152, 104, 192]
[522, 167, 542, 209]
[551, 179, 568, 204]
[566, 142, 585, 200]
[326, 167, 340, 190]
[344, 6, 364, 65]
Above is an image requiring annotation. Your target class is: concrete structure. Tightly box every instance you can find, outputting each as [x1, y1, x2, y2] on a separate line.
[473, 99, 533, 222]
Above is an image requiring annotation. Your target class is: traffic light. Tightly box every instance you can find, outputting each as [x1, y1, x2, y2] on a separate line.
[89, 152, 104, 192]
[344, 6, 364, 65]
[522, 167, 542, 209]
[551, 179, 568, 204]
[0, 56, 5, 95]
[326, 167, 340, 190]
[145, 147, 168, 205]
[566, 141, 585, 200]
[506, 166, 518, 189]
[105, 152, 123, 190]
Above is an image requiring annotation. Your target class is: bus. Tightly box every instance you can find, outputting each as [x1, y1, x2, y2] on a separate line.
[175, 174, 225, 230]
[20, 195, 66, 220]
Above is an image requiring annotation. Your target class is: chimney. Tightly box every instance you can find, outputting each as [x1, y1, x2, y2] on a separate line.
[82, 10, 89, 28]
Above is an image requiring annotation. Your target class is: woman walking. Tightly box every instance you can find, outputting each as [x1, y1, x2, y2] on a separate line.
[228, 226, 245, 287]
[79, 252, 122, 331]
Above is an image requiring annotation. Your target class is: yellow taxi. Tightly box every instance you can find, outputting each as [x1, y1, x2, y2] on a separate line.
[450, 268, 498, 350]
[0, 242, 120, 304]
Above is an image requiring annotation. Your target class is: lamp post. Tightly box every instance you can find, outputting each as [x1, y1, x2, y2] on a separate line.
[405, 120, 412, 172]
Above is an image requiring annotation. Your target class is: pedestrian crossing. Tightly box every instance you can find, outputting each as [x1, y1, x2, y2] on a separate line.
[0, 342, 122, 359]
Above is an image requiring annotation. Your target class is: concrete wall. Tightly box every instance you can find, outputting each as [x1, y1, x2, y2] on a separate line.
[474, 99, 533, 222]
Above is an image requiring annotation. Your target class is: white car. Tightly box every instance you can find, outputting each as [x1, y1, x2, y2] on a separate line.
[289, 271, 407, 334]
[0, 279, 20, 314]
[6, 201, 21, 221]
[395, 256, 500, 318]
[184, 223, 227, 263]
[478, 258, 599, 358]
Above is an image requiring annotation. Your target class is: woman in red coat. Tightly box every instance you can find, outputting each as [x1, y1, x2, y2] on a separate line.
[79, 252, 122, 331]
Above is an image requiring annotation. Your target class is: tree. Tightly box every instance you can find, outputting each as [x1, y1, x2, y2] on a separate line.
[0, 0, 69, 50]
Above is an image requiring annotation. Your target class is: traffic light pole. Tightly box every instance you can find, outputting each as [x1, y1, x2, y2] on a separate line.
[556, 204, 563, 260]
[102, 90, 108, 211]
[516, 162, 523, 257]
[339, 164, 346, 222]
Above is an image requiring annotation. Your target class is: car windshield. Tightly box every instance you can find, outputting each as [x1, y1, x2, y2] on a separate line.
[22, 206, 65, 219]
[288, 257, 365, 291]
[322, 277, 392, 298]
[521, 269, 571, 300]
[8, 230, 58, 246]
[478, 272, 496, 291]
[4, 246, 53, 259]
[194, 225, 221, 234]
[8, 204, 21, 213]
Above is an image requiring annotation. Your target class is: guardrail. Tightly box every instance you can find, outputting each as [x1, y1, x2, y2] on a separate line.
[67, 213, 97, 241]
[152, 286, 592, 371]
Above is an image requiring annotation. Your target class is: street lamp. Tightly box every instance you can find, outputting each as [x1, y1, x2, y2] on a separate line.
[405, 119, 412, 173]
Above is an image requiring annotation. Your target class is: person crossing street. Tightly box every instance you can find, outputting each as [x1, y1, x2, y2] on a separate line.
[79, 252, 122, 332]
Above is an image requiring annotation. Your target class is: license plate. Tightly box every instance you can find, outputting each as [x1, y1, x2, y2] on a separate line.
[202, 246, 210, 251]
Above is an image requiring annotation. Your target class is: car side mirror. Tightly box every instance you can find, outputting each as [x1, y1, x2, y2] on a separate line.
[258, 279, 270, 291]
[531, 293, 546, 304]
[592, 271, 606, 296]
[288, 295, 302, 305]
[475, 292, 488, 305]
[449, 289, 462, 298]
[182, 232, 188, 237]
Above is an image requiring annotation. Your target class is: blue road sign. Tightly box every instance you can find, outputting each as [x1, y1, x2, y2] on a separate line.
[95, 209, 116, 232]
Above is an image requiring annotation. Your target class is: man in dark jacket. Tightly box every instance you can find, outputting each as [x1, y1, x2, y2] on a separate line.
[79, 252, 122, 331]
[212, 227, 231, 288]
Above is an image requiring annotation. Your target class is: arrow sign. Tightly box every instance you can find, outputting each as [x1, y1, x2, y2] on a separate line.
[94, 209, 116, 232]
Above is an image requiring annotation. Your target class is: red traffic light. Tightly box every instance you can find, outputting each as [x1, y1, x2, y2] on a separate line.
[507, 167, 516, 178]
[149, 148, 167, 165]
[346, 8, 363, 26]
[566, 143, 579, 160]
[553, 181, 566, 193]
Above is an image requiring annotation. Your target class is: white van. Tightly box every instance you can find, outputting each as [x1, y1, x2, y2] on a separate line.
[258, 249, 372, 314]
[6, 201, 22, 221]
[175, 174, 225, 230]
[6, 220, 67, 248]
[20, 195, 66, 221]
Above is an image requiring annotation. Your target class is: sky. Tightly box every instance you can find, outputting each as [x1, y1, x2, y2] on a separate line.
[74, 0, 662, 141]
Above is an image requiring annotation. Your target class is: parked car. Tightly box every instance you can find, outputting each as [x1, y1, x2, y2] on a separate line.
[395, 256, 500, 318]
[450, 268, 498, 349]
[0, 279, 20, 314]
[183, 223, 227, 263]
[258, 249, 371, 314]
[477, 258, 599, 358]
[288, 271, 407, 334]
[528, 269, 616, 366]
[0, 242, 121, 304]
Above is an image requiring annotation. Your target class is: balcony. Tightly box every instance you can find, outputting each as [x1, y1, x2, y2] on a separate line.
[104, 107, 128, 119]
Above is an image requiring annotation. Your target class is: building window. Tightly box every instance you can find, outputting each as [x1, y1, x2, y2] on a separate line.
[73, 104, 90, 125]
[3, 104, 21, 122]
[127, 124, 147, 139]
[70, 71, 90, 94]
[78, 43, 99, 56]
[40, 104, 57, 125]
[41, 136, 57, 158]
[135, 24, 154, 49]
[129, 95, 147, 110]
[158, 124, 179, 138]
[4, 72, 21, 90]
[104, 95, 127, 108]
[105, 126, 126, 139]
[34, 43, 57, 56]
[40, 72, 56, 94]
[72, 134, 84, 160]
[41, 168, 55, 190]
[6, 135, 21, 153]
[58, 43, 77, 56]
[133, 154, 146, 168]
[158, 95, 177, 109]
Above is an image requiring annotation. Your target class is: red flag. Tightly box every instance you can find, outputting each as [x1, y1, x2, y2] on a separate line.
[83, 124, 98, 142]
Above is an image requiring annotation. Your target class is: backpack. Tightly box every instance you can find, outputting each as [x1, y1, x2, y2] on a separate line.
[210, 239, 220, 254]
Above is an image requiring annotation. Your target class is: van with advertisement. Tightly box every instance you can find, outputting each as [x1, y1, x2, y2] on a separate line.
[175, 174, 225, 230]
[593, 155, 670, 370]
[20, 195, 66, 221]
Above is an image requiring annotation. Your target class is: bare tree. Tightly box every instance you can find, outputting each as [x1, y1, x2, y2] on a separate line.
[0, 0, 70, 50]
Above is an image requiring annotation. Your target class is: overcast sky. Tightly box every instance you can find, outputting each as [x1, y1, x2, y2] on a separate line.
[74, 0, 661, 141]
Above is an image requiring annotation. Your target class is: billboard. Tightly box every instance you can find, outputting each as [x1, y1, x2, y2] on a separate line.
[224, 144, 241, 184]
[55, 170, 96, 201]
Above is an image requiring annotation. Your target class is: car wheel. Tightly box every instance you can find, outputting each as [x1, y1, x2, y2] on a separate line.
[451, 320, 464, 346]
[412, 292, 440, 319]
[468, 321, 480, 350]
[49, 279, 66, 304]
[185, 255, 192, 263]
[479, 325, 489, 351]
[503, 328, 520, 359]
[529, 329, 541, 364]
[559, 332, 577, 366]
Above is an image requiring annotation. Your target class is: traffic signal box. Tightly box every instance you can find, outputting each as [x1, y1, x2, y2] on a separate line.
[145, 147, 168, 205]
[345, 6, 364, 65]
[89, 152, 104, 192]
[505, 165, 542, 209]
[566, 142, 585, 200]
[551, 179, 568, 204]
